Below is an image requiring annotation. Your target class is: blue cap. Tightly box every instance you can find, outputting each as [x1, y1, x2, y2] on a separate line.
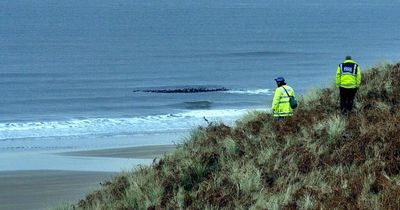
[274, 77, 285, 82]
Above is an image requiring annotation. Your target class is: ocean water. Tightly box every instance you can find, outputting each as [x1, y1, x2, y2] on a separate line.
[1, 0, 400, 150]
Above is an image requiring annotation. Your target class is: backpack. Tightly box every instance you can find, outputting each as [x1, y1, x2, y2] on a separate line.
[282, 86, 298, 109]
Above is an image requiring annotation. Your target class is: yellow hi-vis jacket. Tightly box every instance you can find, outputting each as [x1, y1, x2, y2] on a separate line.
[336, 59, 361, 89]
[272, 85, 295, 117]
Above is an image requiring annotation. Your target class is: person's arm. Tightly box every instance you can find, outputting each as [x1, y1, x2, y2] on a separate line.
[272, 88, 280, 113]
[336, 65, 341, 88]
[356, 65, 362, 87]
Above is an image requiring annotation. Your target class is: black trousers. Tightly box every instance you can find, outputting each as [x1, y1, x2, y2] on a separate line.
[340, 87, 357, 115]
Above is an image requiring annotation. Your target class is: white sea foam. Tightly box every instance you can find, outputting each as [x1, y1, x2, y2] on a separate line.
[226, 89, 272, 95]
[0, 109, 252, 140]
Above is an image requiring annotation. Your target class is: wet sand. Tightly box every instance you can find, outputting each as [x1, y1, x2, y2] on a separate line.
[0, 170, 115, 210]
[0, 144, 176, 210]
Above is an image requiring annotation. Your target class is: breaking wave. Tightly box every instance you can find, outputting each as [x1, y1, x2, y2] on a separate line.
[225, 89, 272, 95]
[0, 109, 250, 140]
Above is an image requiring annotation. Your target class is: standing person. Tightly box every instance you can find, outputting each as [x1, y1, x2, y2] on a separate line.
[272, 77, 296, 120]
[336, 56, 362, 115]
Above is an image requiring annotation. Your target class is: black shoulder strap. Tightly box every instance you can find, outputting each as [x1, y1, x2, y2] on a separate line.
[282, 86, 291, 97]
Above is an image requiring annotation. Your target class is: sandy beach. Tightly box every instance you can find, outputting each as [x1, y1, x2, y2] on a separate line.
[0, 144, 176, 210]
[0, 170, 115, 210]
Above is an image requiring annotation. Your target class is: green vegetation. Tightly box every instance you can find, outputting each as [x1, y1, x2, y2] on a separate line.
[65, 63, 400, 209]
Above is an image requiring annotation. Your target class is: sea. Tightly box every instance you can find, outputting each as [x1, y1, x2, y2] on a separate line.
[1, 0, 400, 156]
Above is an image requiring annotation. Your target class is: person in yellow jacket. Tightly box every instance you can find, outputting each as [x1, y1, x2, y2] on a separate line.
[272, 77, 296, 120]
[336, 55, 362, 115]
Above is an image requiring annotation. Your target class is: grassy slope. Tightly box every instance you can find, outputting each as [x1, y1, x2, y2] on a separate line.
[67, 63, 400, 210]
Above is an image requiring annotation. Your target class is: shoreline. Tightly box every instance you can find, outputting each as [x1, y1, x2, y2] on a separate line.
[61, 144, 177, 159]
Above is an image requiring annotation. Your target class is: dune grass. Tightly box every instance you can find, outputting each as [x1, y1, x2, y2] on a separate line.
[64, 62, 400, 210]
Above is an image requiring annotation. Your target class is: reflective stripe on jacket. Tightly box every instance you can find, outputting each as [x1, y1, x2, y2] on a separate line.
[272, 85, 295, 117]
[336, 59, 362, 89]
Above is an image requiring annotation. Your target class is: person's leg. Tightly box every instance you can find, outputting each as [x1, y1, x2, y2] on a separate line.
[347, 88, 358, 112]
[342, 87, 353, 115]
[339, 87, 347, 115]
